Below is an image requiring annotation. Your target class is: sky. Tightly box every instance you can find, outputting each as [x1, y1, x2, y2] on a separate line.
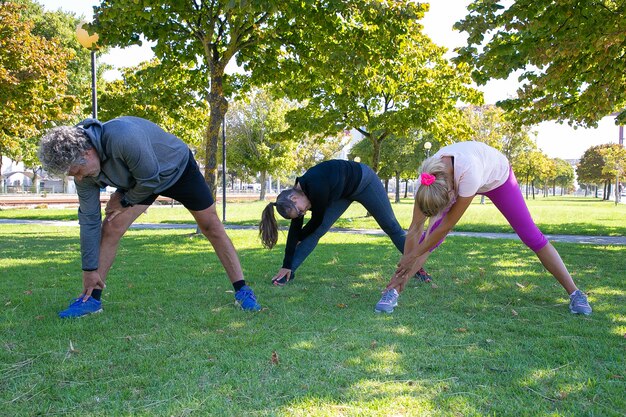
[38, 0, 622, 160]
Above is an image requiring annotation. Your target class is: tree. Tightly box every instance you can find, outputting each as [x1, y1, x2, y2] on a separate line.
[462, 105, 534, 167]
[455, 0, 626, 127]
[577, 144, 618, 199]
[599, 145, 626, 205]
[0, 1, 75, 176]
[225, 88, 298, 201]
[292, 132, 351, 175]
[255, 2, 482, 173]
[552, 158, 575, 196]
[98, 59, 209, 148]
[512, 142, 547, 199]
[92, 0, 289, 197]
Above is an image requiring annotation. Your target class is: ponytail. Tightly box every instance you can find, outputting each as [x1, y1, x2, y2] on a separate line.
[258, 188, 302, 248]
[259, 202, 278, 249]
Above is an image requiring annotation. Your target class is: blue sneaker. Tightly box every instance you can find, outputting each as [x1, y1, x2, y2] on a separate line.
[235, 285, 261, 311]
[58, 296, 103, 318]
[375, 288, 399, 313]
[569, 290, 592, 315]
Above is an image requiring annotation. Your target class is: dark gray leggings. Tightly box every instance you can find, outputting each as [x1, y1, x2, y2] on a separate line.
[289, 164, 406, 272]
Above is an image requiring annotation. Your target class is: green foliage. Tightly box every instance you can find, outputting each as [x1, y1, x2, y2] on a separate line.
[98, 59, 209, 148]
[577, 144, 623, 185]
[350, 131, 432, 182]
[553, 158, 575, 193]
[225, 88, 298, 198]
[251, 1, 482, 172]
[91, 0, 293, 195]
[0, 1, 76, 166]
[455, 0, 626, 127]
[462, 105, 534, 167]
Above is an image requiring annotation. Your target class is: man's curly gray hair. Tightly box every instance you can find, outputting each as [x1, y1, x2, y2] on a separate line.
[38, 126, 93, 175]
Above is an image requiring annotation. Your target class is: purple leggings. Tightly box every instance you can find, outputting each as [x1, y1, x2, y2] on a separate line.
[420, 167, 548, 253]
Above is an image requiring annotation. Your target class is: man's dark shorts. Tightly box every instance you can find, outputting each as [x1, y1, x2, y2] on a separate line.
[132, 151, 214, 211]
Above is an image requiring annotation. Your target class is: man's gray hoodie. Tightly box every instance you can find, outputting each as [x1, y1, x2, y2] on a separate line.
[76, 116, 190, 271]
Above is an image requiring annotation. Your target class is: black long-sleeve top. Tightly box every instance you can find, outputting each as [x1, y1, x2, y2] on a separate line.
[282, 160, 363, 269]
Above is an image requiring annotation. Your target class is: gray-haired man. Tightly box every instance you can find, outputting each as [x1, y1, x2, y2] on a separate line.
[39, 116, 261, 317]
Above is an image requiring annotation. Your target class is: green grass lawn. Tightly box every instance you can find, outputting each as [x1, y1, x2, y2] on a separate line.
[1, 224, 624, 416]
[2, 196, 625, 236]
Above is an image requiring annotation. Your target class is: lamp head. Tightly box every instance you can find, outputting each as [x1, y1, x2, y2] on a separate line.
[76, 21, 99, 50]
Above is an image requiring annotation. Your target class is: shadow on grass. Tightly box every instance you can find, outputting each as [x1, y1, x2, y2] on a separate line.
[1, 230, 624, 416]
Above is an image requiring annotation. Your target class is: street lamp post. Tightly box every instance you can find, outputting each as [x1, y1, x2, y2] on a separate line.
[76, 22, 99, 119]
[424, 141, 432, 158]
[222, 118, 227, 222]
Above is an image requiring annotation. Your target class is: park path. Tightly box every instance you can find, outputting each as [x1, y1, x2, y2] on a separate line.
[1, 219, 625, 245]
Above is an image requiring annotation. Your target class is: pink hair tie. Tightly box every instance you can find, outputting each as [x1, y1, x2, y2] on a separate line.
[420, 172, 436, 186]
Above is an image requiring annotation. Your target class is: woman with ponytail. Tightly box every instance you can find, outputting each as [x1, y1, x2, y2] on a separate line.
[259, 159, 430, 286]
[375, 141, 592, 316]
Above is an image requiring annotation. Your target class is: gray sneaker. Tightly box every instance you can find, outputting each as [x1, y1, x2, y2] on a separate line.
[569, 290, 592, 315]
[375, 288, 399, 313]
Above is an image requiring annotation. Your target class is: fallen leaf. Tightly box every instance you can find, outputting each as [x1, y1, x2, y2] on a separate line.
[558, 392, 568, 400]
[336, 303, 347, 309]
[511, 309, 518, 316]
[370, 340, 378, 349]
[271, 351, 279, 365]
[486, 339, 494, 343]
[431, 283, 439, 289]
[515, 282, 525, 289]
[4, 301, 11, 306]
[125, 336, 132, 341]
[68, 340, 80, 354]
[609, 374, 623, 379]
[24, 290, 33, 295]
[456, 328, 467, 333]
[35, 315, 44, 320]
[478, 268, 485, 277]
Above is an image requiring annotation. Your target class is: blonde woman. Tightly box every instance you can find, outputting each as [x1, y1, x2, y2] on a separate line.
[375, 141, 592, 315]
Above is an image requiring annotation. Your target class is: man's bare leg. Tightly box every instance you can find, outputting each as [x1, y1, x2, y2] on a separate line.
[189, 204, 244, 283]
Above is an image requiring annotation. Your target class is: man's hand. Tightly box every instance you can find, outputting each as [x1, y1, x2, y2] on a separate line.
[82, 270, 105, 301]
[272, 268, 292, 286]
[104, 191, 127, 222]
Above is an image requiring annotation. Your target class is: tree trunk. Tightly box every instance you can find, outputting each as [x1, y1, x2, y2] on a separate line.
[531, 179, 536, 199]
[394, 171, 400, 203]
[384, 178, 389, 193]
[525, 176, 529, 199]
[370, 138, 381, 173]
[259, 170, 267, 201]
[204, 67, 229, 200]
[615, 174, 620, 205]
[404, 179, 408, 199]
